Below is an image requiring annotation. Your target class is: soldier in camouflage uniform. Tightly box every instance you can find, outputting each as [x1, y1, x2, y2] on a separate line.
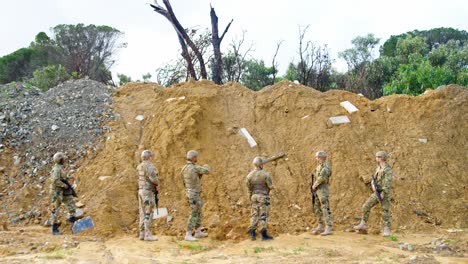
[137, 150, 160, 241]
[310, 151, 333, 236]
[354, 151, 393, 237]
[49, 152, 76, 235]
[181, 150, 210, 241]
[246, 157, 274, 241]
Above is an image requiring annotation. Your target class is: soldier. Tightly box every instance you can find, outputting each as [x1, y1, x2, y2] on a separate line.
[137, 150, 160, 241]
[354, 151, 393, 237]
[246, 157, 274, 241]
[49, 152, 77, 235]
[310, 151, 333, 236]
[181, 150, 210, 241]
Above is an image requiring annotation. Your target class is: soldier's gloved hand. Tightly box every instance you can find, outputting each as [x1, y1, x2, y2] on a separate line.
[203, 164, 210, 171]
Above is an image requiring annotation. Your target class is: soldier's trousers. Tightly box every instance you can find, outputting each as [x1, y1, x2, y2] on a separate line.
[186, 192, 203, 232]
[138, 189, 155, 233]
[249, 194, 270, 230]
[362, 192, 391, 227]
[313, 188, 332, 227]
[51, 190, 76, 225]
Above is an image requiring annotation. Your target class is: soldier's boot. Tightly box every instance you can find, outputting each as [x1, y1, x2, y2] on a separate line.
[52, 224, 62, 235]
[260, 228, 273, 241]
[320, 226, 333, 236]
[194, 227, 208, 238]
[311, 224, 324, 235]
[139, 231, 144, 240]
[184, 231, 198, 241]
[250, 229, 256, 241]
[353, 220, 368, 230]
[383, 226, 391, 237]
[69, 216, 76, 226]
[144, 230, 158, 241]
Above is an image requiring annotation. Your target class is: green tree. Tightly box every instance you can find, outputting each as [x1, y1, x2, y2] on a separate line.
[142, 72, 152, 82]
[27, 64, 70, 91]
[241, 59, 275, 91]
[117, 73, 132, 86]
[52, 24, 126, 83]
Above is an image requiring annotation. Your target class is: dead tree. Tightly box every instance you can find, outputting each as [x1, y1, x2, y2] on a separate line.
[271, 40, 284, 84]
[210, 5, 233, 85]
[150, 0, 207, 80]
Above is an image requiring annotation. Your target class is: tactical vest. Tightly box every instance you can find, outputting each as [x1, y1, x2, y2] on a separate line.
[250, 171, 269, 195]
[137, 161, 155, 191]
[182, 163, 201, 193]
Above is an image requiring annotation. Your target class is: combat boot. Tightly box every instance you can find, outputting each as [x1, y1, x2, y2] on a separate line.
[320, 226, 333, 236]
[144, 230, 158, 241]
[52, 224, 62, 235]
[311, 223, 324, 235]
[194, 227, 208, 238]
[383, 226, 391, 237]
[260, 228, 273, 241]
[184, 231, 198, 241]
[250, 229, 256, 241]
[353, 220, 368, 230]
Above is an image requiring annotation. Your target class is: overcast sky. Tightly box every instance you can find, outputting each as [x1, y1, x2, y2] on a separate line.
[1, 0, 467, 82]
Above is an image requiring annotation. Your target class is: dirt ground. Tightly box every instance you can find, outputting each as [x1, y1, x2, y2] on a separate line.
[0, 225, 466, 263]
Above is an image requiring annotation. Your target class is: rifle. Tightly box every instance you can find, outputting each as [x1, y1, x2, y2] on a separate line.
[310, 173, 316, 209]
[154, 187, 159, 214]
[371, 175, 383, 202]
[61, 179, 77, 197]
[262, 152, 287, 164]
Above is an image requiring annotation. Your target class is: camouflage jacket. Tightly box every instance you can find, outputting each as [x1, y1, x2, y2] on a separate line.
[373, 163, 392, 195]
[246, 168, 273, 196]
[50, 164, 69, 191]
[181, 161, 210, 194]
[312, 161, 332, 190]
[137, 160, 160, 191]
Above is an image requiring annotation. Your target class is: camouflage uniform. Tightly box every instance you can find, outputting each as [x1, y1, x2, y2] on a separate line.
[181, 161, 210, 232]
[137, 160, 160, 235]
[50, 164, 76, 225]
[312, 161, 332, 227]
[362, 163, 393, 226]
[246, 168, 273, 231]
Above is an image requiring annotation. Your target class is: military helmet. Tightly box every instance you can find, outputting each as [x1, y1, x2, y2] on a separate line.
[315, 150, 327, 158]
[141, 150, 153, 160]
[253, 156, 264, 167]
[375, 151, 387, 160]
[186, 150, 199, 160]
[53, 152, 65, 163]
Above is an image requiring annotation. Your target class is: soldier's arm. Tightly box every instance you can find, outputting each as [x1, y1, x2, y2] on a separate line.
[312, 167, 330, 189]
[147, 165, 160, 186]
[195, 164, 210, 175]
[52, 168, 68, 189]
[381, 167, 393, 194]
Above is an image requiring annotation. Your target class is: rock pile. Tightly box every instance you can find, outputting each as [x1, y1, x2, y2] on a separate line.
[0, 79, 114, 224]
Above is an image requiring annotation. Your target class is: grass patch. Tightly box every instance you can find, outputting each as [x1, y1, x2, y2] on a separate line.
[42, 248, 72, 259]
[177, 241, 204, 251]
[387, 235, 398, 241]
[293, 247, 304, 255]
[443, 239, 455, 244]
[253, 246, 275, 254]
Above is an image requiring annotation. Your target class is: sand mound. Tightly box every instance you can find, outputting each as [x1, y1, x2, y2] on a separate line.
[72, 80, 467, 239]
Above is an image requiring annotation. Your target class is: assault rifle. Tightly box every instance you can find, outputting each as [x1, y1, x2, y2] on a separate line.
[262, 152, 287, 164]
[154, 188, 159, 214]
[371, 175, 383, 202]
[310, 173, 317, 209]
[61, 179, 77, 198]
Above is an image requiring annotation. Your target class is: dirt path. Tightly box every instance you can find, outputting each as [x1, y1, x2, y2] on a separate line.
[1, 226, 466, 263]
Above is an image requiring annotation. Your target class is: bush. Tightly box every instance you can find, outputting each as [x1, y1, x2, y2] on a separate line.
[27, 65, 70, 91]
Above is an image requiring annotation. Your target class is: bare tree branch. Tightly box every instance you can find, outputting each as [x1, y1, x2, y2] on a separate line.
[271, 40, 284, 83]
[210, 5, 233, 84]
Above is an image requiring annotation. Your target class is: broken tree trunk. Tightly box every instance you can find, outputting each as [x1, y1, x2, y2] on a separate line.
[150, 1, 197, 80]
[210, 5, 233, 85]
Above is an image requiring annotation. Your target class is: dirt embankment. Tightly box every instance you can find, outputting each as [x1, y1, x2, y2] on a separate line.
[70, 80, 467, 239]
